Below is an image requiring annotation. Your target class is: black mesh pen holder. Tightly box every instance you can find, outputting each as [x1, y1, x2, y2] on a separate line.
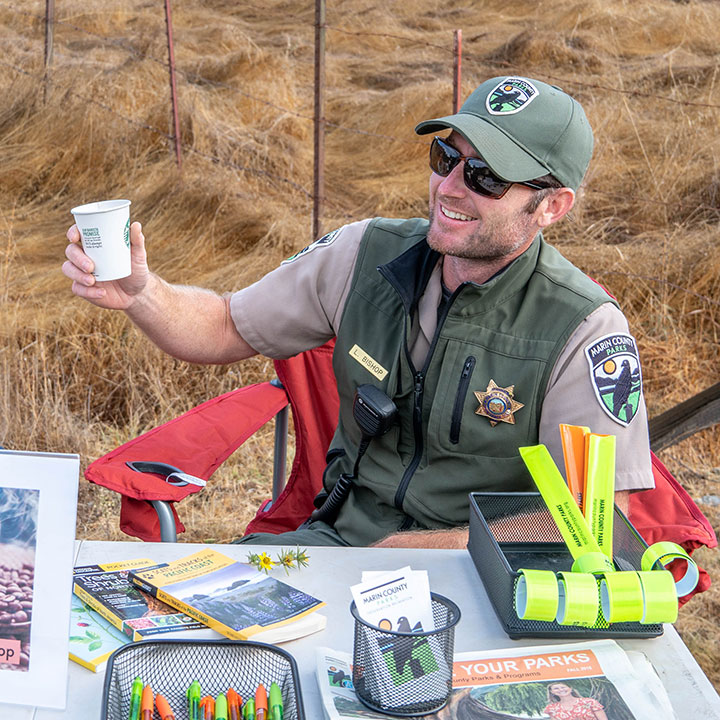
[350, 593, 460, 717]
[101, 639, 305, 720]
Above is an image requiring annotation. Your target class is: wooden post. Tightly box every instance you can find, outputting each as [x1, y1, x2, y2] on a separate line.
[312, 0, 326, 240]
[453, 29, 462, 113]
[43, 0, 55, 103]
[164, 0, 183, 171]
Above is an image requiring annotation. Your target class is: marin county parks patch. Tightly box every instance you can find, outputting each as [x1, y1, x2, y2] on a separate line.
[585, 333, 643, 426]
[485, 77, 539, 115]
[282, 228, 340, 265]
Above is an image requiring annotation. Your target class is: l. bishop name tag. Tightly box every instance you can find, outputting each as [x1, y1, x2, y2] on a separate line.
[349, 344, 388, 381]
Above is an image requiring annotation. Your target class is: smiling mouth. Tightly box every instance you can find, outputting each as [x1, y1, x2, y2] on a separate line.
[441, 205, 477, 222]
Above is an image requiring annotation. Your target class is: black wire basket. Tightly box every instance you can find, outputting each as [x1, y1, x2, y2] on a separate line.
[101, 639, 305, 720]
[350, 593, 461, 717]
[467, 492, 663, 639]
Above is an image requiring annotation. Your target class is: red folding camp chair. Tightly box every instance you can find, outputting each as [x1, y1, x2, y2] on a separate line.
[85, 338, 716, 603]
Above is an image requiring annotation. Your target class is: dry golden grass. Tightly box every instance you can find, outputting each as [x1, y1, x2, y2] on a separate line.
[1, 0, 719, 690]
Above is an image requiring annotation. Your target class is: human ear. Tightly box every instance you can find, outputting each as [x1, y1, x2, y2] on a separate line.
[536, 188, 575, 228]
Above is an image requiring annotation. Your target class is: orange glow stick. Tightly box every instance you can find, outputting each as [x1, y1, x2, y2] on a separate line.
[560, 423, 590, 510]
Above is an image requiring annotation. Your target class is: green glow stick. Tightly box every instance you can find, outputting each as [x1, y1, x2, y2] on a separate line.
[583, 434, 616, 561]
[519, 444, 614, 574]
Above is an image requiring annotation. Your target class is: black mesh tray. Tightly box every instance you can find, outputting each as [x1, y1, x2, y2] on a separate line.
[101, 639, 305, 720]
[467, 492, 663, 640]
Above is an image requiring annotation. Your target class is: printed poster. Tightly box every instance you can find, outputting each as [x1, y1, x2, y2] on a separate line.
[0, 450, 79, 711]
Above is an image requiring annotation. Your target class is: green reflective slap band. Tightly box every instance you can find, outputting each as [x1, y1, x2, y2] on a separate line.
[637, 570, 679, 624]
[556, 572, 599, 626]
[583, 434, 616, 561]
[514, 569, 559, 621]
[641, 541, 700, 598]
[519, 445, 614, 574]
[600, 571, 644, 623]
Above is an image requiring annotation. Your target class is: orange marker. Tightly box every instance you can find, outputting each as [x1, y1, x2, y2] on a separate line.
[227, 688, 242, 720]
[255, 684, 268, 720]
[141, 685, 154, 720]
[200, 695, 216, 720]
[156, 694, 176, 720]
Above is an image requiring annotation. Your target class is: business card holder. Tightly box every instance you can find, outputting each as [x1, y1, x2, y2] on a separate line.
[467, 492, 663, 640]
[101, 639, 305, 720]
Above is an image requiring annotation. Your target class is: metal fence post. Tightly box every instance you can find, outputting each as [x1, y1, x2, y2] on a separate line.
[164, 0, 183, 170]
[453, 29, 462, 113]
[43, 0, 55, 103]
[312, 0, 326, 240]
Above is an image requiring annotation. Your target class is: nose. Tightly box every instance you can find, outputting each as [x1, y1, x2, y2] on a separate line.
[436, 160, 467, 197]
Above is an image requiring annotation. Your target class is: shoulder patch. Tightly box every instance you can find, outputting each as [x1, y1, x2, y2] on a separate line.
[282, 228, 340, 265]
[584, 333, 643, 426]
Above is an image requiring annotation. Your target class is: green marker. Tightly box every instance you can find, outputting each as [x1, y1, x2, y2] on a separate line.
[269, 682, 284, 720]
[243, 697, 256, 720]
[128, 676, 143, 720]
[215, 692, 228, 720]
[187, 680, 202, 720]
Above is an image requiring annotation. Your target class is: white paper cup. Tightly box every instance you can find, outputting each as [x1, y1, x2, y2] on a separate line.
[70, 199, 132, 281]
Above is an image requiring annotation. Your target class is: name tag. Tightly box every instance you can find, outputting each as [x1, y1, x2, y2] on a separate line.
[349, 345, 388, 381]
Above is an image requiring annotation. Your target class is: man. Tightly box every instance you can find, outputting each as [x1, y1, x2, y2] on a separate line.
[63, 76, 654, 548]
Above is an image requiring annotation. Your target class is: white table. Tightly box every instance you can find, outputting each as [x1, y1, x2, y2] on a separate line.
[4, 540, 720, 719]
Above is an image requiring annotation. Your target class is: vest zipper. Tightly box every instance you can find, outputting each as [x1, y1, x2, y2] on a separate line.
[450, 356, 476, 444]
[394, 371, 426, 520]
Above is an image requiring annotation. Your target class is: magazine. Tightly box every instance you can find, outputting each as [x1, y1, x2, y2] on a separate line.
[129, 548, 326, 643]
[73, 559, 205, 641]
[68, 595, 130, 673]
[316, 639, 677, 720]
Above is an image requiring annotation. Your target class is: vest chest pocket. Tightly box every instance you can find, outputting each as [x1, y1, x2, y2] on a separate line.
[450, 356, 476, 444]
[427, 346, 541, 460]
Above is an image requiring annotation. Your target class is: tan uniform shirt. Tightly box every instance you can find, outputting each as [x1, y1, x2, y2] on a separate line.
[230, 219, 654, 491]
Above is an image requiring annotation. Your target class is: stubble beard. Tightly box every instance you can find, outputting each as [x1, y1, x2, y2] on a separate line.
[427, 204, 538, 262]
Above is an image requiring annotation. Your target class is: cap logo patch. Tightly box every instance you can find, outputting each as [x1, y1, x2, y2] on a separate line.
[486, 77, 539, 115]
[282, 228, 339, 265]
[585, 333, 642, 426]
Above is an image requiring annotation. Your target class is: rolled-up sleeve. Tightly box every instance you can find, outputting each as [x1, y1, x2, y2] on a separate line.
[229, 219, 370, 358]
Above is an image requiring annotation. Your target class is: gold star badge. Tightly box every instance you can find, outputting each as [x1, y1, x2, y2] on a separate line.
[474, 380, 524, 426]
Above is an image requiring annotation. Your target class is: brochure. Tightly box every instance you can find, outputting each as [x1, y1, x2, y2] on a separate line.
[352, 567, 434, 632]
[68, 595, 130, 673]
[129, 547, 325, 643]
[73, 559, 205, 640]
[316, 639, 677, 720]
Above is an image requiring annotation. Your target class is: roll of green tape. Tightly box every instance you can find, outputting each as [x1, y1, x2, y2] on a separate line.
[514, 569, 559, 621]
[556, 572, 599, 626]
[600, 571, 644, 623]
[637, 570, 678, 624]
[641, 541, 699, 597]
[571, 551, 615, 575]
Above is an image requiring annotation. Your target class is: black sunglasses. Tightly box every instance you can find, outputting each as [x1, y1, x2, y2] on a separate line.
[429, 136, 553, 199]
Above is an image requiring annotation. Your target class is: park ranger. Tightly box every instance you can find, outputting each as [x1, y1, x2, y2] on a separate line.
[63, 76, 654, 548]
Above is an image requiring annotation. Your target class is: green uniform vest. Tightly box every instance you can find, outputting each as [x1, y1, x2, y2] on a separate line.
[327, 217, 615, 546]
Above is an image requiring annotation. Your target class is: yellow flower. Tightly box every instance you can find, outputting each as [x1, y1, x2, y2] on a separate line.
[257, 552, 275, 573]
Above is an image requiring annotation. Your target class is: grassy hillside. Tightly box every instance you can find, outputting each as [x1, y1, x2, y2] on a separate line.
[1, 0, 718, 688]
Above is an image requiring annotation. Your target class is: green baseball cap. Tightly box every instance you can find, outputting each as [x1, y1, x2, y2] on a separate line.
[415, 76, 593, 190]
